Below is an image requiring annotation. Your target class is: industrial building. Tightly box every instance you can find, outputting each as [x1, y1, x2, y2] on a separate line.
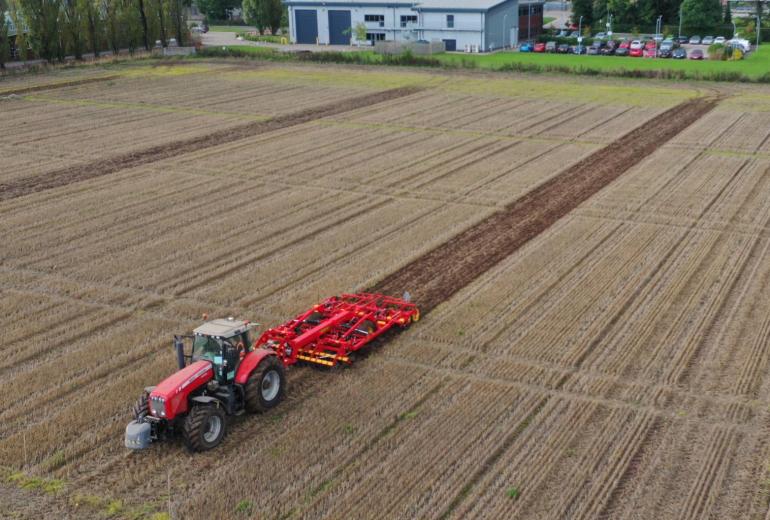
[283, 0, 544, 51]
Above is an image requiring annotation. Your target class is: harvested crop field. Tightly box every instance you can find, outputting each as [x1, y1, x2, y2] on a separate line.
[2, 61, 769, 520]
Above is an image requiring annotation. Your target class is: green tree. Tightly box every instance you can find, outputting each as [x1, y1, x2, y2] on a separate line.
[17, 0, 65, 61]
[63, 0, 83, 58]
[243, 0, 280, 34]
[196, 0, 237, 21]
[572, 0, 593, 27]
[1, 1, 9, 67]
[723, 1, 731, 23]
[680, 0, 721, 31]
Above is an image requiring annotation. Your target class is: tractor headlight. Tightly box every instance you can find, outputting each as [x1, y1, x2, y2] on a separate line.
[150, 396, 166, 417]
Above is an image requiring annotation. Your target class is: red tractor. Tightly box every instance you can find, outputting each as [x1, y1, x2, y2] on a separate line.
[125, 293, 419, 451]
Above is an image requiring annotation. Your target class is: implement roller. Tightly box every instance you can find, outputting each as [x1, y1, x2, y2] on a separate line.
[125, 293, 418, 451]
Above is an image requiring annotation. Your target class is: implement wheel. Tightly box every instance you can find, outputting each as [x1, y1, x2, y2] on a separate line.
[182, 405, 226, 452]
[245, 356, 287, 413]
[132, 393, 149, 422]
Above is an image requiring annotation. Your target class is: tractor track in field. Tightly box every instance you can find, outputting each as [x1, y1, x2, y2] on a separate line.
[0, 86, 424, 201]
[371, 95, 721, 314]
[0, 74, 123, 97]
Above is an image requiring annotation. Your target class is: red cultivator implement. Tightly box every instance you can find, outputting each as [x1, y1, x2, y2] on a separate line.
[257, 293, 420, 367]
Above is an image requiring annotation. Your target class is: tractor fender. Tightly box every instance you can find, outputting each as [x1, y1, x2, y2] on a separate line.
[190, 395, 221, 407]
[235, 348, 278, 385]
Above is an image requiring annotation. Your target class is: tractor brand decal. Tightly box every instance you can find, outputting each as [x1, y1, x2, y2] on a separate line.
[178, 366, 211, 393]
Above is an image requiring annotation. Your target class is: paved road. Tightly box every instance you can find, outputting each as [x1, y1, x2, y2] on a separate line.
[202, 31, 368, 53]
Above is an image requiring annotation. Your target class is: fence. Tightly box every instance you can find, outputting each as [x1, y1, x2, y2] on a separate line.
[374, 40, 446, 55]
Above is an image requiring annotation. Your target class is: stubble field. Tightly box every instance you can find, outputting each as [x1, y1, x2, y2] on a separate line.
[2, 60, 770, 519]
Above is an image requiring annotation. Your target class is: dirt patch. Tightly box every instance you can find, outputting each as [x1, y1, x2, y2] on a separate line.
[372, 96, 720, 313]
[0, 86, 422, 201]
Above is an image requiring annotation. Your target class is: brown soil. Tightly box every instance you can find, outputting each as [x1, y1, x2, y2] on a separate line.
[372, 96, 720, 313]
[0, 74, 123, 96]
[0, 86, 422, 201]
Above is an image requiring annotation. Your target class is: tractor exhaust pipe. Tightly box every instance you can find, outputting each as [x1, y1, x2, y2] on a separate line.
[175, 337, 186, 369]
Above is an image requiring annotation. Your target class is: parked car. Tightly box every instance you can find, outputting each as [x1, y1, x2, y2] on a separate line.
[714, 36, 726, 44]
[629, 46, 644, 57]
[643, 47, 657, 58]
[676, 36, 689, 44]
[689, 35, 701, 44]
[594, 32, 607, 40]
[658, 47, 672, 58]
[601, 40, 618, 55]
[587, 40, 604, 54]
[570, 31, 581, 38]
[630, 40, 643, 50]
[572, 45, 587, 54]
[659, 39, 675, 51]
[615, 45, 629, 56]
[672, 47, 687, 59]
[519, 41, 534, 52]
[653, 34, 664, 42]
[558, 29, 569, 37]
[545, 41, 557, 52]
[702, 36, 714, 45]
[534, 42, 547, 52]
[689, 48, 704, 59]
[557, 43, 571, 53]
[729, 38, 751, 52]
[644, 40, 657, 51]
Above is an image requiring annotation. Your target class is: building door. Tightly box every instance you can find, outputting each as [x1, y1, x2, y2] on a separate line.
[443, 39, 456, 51]
[328, 10, 352, 45]
[295, 10, 318, 44]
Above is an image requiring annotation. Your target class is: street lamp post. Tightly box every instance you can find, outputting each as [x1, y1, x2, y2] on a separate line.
[578, 15, 583, 52]
[757, 15, 761, 51]
[528, 4, 532, 42]
[503, 13, 508, 48]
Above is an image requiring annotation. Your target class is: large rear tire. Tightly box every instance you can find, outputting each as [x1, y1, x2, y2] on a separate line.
[245, 356, 286, 413]
[182, 405, 226, 452]
[132, 393, 149, 422]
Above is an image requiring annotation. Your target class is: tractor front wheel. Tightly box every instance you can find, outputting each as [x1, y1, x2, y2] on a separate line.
[245, 356, 286, 413]
[182, 405, 226, 452]
[132, 393, 149, 422]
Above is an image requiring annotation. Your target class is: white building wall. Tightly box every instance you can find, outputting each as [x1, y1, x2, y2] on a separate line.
[419, 11, 485, 50]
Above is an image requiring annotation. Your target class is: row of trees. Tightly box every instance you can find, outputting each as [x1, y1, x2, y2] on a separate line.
[1, 0, 190, 66]
[572, 0, 765, 33]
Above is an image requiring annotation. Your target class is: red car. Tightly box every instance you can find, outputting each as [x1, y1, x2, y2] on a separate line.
[534, 42, 547, 52]
[643, 47, 657, 58]
[629, 47, 644, 57]
[689, 48, 704, 60]
[644, 40, 657, 51]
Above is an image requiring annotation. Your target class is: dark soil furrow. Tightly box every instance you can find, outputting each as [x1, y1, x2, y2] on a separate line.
[0, 86, 424, 201]
[372, 96, 720, 313]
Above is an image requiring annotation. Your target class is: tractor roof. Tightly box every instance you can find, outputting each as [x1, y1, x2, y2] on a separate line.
[193, 318, 252, 338]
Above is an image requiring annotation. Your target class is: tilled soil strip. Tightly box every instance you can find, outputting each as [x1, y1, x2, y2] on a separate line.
[0, 74, 123, 97]
[0, 86, 423, 201]
[372, 96, 720, 313]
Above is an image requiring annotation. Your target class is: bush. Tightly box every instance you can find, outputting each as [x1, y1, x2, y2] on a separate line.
[707, 42, 725, 60]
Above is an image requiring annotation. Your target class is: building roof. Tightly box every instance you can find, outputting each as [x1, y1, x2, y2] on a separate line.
[283, 0, 540, 11]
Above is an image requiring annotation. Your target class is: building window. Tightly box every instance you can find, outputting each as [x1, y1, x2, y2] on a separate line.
[446, 14, 454, 28]
[400, 15, 417, 28]
[364, 14, 385, 27]
[366, 32, 386, 41]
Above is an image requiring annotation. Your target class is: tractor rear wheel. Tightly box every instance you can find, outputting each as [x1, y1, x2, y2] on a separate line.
[132, 393, 149, 422]
[245, 356, 286, 413]
[182, 405, 226, 452]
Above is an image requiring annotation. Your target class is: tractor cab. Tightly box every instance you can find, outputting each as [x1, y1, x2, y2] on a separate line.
[176, 318, 254, 383]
